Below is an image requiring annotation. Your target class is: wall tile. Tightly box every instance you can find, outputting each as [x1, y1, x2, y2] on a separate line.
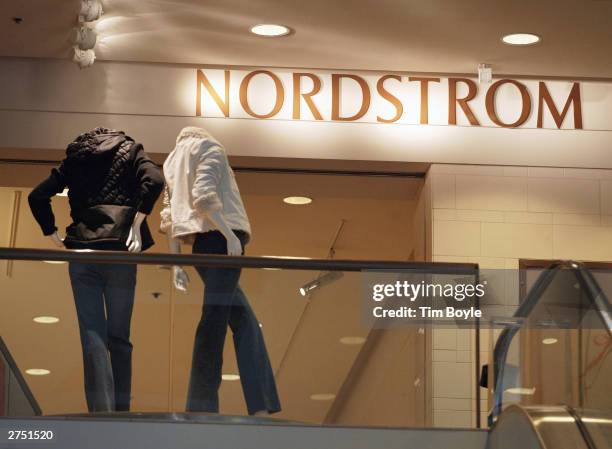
[434, 209, 457, 221]
[504, 211, 553, 224]
[564, 168, 612, 180]
[481, 223, 553, 258]
[502, 166, 528, 177]
[456, 175, 527, 211]
[456, 329, 472, 351]
[433, 350, 457, 362]
[433, 220, 481, 256]
[603, 181, 612, 215]
[528, 178, 600, 214]
[433, 328, 457, 350]
[528, 167, 564, 178]
[553, 213, 601, 226]
[434, 410, 472, 427]
[456, 210, 505, 222]
[434, 398, 471, 411]
[433, 361, 472, 399]
[432, 174, 456, 209]
[553, 225, 612, 261]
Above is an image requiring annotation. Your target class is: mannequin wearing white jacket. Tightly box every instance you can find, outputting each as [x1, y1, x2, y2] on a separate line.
[161, 126, 280, 416]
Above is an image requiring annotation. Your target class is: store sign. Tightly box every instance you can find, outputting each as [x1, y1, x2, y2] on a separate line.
[195, 69, 583, 130]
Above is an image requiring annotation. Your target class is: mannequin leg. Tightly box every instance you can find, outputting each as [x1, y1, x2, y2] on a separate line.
[186, 264, 240, 412]
[102, 264, 136, 412]
[68, 263, 115, 412]
[229, 286, 281, 415]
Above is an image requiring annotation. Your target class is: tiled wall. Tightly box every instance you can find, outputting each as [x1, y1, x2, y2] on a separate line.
[427, 164, 612, 428]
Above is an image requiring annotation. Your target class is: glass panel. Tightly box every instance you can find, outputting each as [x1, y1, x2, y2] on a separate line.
[0, 254, 480, 428]
[489, 264, 612, 420]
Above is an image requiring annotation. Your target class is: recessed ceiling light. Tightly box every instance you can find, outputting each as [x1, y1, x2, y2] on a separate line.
[43, 260, 67, 264]
[221, 374, 240, 381]
[542, 338, 558, 345]
[25, 369, 50, 376]
[283, 196, 312, 205]
[502, 33, 541, 46]
[250, 24, 291, 37]
[310, 393, 336, 401]
[33, 316, 60, 324]
[505, 387, 536, 395]
[339, 336, 366, 345]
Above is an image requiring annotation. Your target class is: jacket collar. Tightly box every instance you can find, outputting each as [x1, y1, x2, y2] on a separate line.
[176, 126, 214, 143]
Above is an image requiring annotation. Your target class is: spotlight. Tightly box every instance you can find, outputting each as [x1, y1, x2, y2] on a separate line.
[72, 25, 97, 50]
[79, 0, 104, 22]
[299, 271, 343, 297]
[73, 47, 96, 69]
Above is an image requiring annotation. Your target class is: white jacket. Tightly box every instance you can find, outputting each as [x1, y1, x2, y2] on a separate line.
[160, 127, 251, 239]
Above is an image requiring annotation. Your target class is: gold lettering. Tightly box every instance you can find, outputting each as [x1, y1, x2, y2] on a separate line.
[537, 82, 582, 129]
[239, 70, 285, 119]
[332, 74, 371, 121]
[196, 70, 230, 117]
[486, 79, 531, 128]
[448, 78, 480, 126]
[292, 73, 323, 120]
[376, 75, 403, 123]
[409, 77, 440, 124]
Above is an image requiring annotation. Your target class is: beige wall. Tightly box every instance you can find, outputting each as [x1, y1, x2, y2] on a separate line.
[426, 163, 612, 427]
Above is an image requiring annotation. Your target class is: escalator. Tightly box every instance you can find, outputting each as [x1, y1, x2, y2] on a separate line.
[0, 251, 610, 449]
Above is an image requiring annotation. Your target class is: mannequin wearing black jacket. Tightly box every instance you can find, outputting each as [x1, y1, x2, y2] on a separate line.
[28, 127, 164, 412]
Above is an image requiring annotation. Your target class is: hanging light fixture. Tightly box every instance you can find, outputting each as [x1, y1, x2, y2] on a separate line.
[72, 25, 97, 50]
[79, 0, 104, 22]
[299, 271, 344, 297]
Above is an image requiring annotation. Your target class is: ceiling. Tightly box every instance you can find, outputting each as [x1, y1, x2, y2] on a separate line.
[0, 169, 428, 424]
[1, 0, 611, 78]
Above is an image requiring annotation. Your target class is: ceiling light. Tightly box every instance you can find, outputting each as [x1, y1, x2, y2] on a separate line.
[25, 369, 50, 376]
[43, 260, 67, 264]
[73, 48, 96, 69]
[79, 0, 104, 22]
[505, 387, 536, 395]
[283, 196, 312, 205]
[72, 25, 97, 50]
[310, 393, 335, 401]
[33, 316, 60, 324]
[339, 336, 366, 345]
[501, 33, 541, 46]
[299, 271, 343, 297]
[221, 374, 240, 381]
[542, 338, 558, 345]
[250, 24, 291, 37]
[57, 188, 69, 197]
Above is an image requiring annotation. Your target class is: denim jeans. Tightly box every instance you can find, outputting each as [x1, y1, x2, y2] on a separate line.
[187, 230, 281, 415]
[68, 262, 136, 412]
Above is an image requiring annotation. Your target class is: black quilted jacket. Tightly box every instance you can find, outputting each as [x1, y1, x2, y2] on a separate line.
[28, 128, 164, 250]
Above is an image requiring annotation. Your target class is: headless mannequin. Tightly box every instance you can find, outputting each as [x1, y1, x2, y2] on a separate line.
[48, 212, 147, 252]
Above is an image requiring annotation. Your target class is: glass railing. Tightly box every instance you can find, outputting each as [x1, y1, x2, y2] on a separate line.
[0, 247, 480, 428]
[488, 261, 612, 424]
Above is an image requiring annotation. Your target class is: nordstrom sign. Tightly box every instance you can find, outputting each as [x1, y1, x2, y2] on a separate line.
[194, 69, 583, 130]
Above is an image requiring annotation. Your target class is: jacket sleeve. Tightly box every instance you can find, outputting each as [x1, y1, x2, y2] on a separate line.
[132, 144, 165, 215]
[192, 143, 224, 214]
[159, 184, 172, 234]
[28, 165, 67, 236]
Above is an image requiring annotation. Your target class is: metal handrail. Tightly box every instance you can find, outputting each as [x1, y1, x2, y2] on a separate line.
[0, 336, 42, 416]
[489, 260, 612, 424]
[0, 247, 479, 274]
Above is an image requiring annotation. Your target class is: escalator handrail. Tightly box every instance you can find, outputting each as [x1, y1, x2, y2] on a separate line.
[490, 261, 612, 423]
[0, 336, 42, 416]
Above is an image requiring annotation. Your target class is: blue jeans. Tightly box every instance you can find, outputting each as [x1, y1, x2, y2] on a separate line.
[68, 263, 136, 412]
[187, 230, 281, 415]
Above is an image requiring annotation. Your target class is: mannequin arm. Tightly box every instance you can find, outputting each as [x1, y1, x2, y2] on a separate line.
[48, 231, 65, 248]
[167, 235, 190, 292]
[126, 212, 146, 252]
[206, 210, 242, 256]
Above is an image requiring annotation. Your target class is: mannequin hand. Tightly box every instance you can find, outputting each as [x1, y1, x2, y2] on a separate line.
[126, 223, 142, 252]
[49, 232, 65, 248]
[173, 266, 190, 292]
[226, 233, 242, 256]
